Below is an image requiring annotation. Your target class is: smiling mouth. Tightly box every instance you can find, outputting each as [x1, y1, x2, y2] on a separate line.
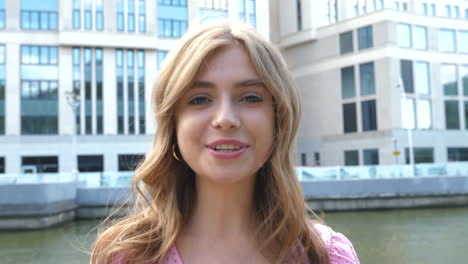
[208, 144, 246, 152]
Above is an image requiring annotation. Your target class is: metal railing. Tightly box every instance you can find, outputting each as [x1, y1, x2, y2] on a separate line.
[1, 162, 468, 186]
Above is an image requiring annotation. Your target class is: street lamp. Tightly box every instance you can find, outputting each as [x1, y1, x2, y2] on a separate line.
[65, 88, 80, 181]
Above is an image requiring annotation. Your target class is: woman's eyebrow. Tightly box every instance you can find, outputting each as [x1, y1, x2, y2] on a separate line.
[235, 79, 265, 88]
[191, 79, 265, 89]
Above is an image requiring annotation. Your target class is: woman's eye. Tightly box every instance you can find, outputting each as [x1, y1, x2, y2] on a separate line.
[242, 95, 263, 103]
[189, 96, 210, 105]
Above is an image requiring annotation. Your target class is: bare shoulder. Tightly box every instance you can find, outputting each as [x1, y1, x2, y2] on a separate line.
[307, 221, 361, 264]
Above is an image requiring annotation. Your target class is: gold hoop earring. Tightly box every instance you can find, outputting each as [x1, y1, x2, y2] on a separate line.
[172, 144, 182, 161]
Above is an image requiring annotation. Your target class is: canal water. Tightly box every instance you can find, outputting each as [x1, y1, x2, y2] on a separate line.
[1, 207, 467, 263]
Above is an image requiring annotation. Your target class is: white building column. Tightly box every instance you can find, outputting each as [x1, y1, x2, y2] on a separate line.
[59, 47, 74, 135]
[145, 51, 156, 135]
[5, 43, 20, 136]
[103, 48, 117, 134]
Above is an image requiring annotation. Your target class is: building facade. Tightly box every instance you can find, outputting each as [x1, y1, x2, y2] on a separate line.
[270, 0, 468, 166]
[0, 0, 268, 174]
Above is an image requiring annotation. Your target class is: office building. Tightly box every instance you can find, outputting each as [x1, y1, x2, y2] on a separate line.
[0, 0, 268, 174]
[270, 0, 468, 166]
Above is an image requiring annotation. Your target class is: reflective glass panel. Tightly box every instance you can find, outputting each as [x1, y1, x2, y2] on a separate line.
[414, 62, 430, 95]
[413, 26, 427, 50]
[459, 31, 468, 53]
[341, 66, 355, 99]
[360, 62, 375, 96]
[461, 65, 468, 96]
[361, 100, 377, 131]
[439, 29, 456, 52]
[445, 100, 459, 129]
[358, 25, 373, 50]
[397, 23, 411, 48]
[343, 103, 357, 133]
[339, 31, 353, 55]
[442, 64, 458, 96]
[344, 150, 359, 166]
[363, 149, 379, 165]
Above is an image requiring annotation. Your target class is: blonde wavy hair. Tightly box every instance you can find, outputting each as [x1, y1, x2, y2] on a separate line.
[91, 21, 329, 264]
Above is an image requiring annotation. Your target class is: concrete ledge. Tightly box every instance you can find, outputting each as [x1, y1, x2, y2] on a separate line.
[301, 176, 468, 198]
[76, 187, 132, 206]
[76, 205, 131, 220]
[0, 199, 76, 217]
[0, 210, 75, 230]
[307, 194, 468, 211]
[0, 182, 77, 205]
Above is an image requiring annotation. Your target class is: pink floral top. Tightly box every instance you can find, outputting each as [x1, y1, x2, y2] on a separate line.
[112, 224, 359, 264]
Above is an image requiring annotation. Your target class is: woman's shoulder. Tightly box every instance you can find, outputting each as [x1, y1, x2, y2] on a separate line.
[311, 223, 360, 264]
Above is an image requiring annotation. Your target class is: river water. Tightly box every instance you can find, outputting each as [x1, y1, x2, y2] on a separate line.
[1, 207, 467, 263]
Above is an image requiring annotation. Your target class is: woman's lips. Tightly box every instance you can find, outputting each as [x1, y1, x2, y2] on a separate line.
[206, 146, 248, 159]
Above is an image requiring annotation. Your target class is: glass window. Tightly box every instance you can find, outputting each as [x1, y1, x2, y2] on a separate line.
[466, 9, 468, 19]
[402, 3, 408, 11]
[405, 148, 434, 164]
[138, 0, 146, 32]
[397, 23, 411, 48]
[448, 148, 468, 162]
[248, 0, 256, 28]
[296, 0, 302, 31]
[84, 0, 92, 30]
[363, 149, 379, 165]
[138, 50, 145, 134]
[78, 155, 103, 172]
[442, 64, 458, 96]
[343, 103, 357, 133]
[118, 154, 145, 171]
[445, 100, 460, 129]
[344, 150, 359, 166]
[454, 6, 460, 17]
[362, 100, 377, 131]
[400, 60, 413, 93]
[0, 157, 4, 173]
[0, 45, 4, 135]
[358, 25, 373, 50]
[96, 0, 103, 31]
[73, 0, 80, 29]
[21, 0, 58, 30]
[157, 50, 168, 69]
[439, 29, 456, 52]
[459, 31, 468, 53]
[394, 2, 400, 10]
[402, 98, 415, 129]
[461, 65, 468, 96]
[465, 101, 468, 130]
[414, 61, 430, 95]
[341, 66, 355, 99]
[430, 4, 436, 16]
[117, 0, 124, 32]
[128, 0, 135, 32]
[339, 31, 353, 55]
[445, 5, 452, 17]
[0, 0, 4, 29]
[116, 49, 124, 134]
[360, 62, 375, 96]
[421, 3, 428, 15]
[417, 99, 432, 129]
[413, 26, 427, 50]
[22, 156, 58, 173]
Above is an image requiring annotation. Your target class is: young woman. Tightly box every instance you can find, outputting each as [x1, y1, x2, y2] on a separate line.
[91, 22, 359, 264]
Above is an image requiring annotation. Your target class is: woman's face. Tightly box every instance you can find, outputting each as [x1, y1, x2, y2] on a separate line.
[175, 44, 275, 185]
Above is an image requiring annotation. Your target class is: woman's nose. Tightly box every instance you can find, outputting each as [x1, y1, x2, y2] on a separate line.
[211, 98, 241, 130]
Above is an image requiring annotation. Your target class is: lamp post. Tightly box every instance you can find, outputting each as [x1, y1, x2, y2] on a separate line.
[65, 88, 80, 182]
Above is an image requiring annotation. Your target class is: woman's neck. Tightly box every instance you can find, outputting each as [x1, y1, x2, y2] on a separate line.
[183, 175, 257, 242]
